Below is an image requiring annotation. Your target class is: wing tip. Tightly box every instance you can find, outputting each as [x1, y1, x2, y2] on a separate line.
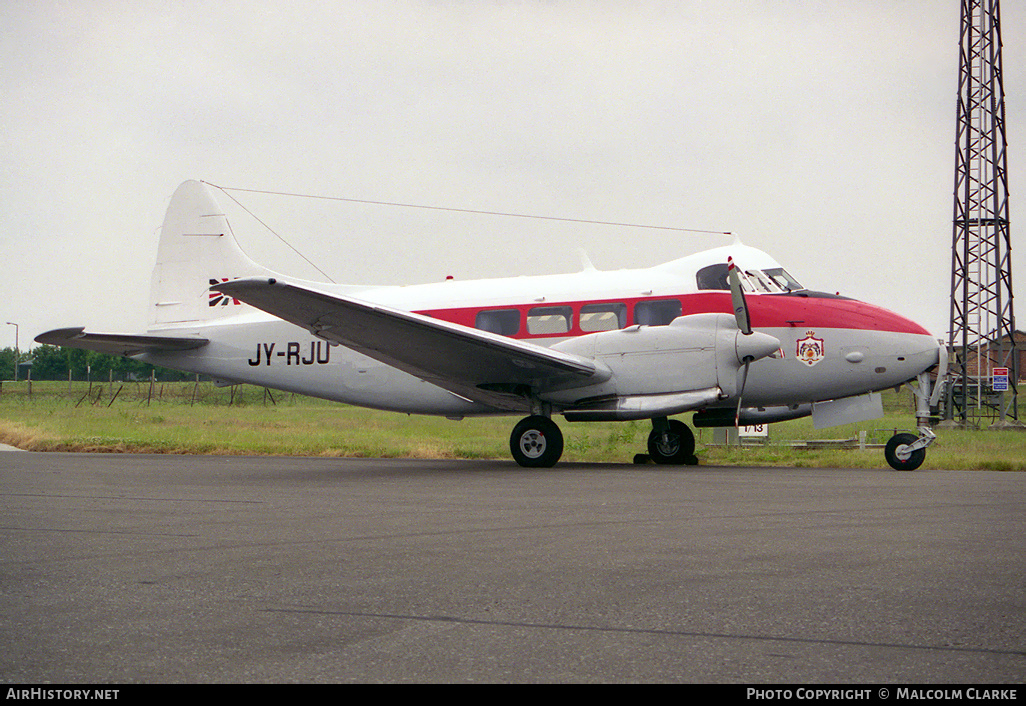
[34, 327, 86, 345]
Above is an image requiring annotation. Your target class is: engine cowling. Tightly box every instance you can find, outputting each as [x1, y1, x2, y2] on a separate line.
[549, 313, 779, 420]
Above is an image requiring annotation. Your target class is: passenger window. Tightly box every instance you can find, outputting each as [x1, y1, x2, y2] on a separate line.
[475, 309, 520, 336]
[580, 303, 627, 332]
[634, 299, 682, 326]
[526, 306, 572, 335]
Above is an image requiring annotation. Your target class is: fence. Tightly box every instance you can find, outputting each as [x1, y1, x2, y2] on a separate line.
[0, 379, 295, 407]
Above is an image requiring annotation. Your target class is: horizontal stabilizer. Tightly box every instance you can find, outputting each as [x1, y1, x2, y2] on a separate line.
[35, 327, 209, 357]
[212, 278, 610, 409]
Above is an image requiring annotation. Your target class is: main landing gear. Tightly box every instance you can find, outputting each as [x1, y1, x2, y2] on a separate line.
[508, 414, 698, 468]
[645, 418, 698, 465]
[509, 415, 564, 468]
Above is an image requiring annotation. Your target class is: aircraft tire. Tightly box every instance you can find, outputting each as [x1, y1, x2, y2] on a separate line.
[510, 416, 564, 468]
[884, 432, 925, 471]
[647, 420, 695, 465]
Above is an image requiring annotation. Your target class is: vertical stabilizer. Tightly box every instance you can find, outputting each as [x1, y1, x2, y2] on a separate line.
[149, 180, 277, 327]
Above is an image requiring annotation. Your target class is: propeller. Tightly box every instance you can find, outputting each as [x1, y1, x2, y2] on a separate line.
[727, 257, 752, 335]
[727, 257, 761, 427]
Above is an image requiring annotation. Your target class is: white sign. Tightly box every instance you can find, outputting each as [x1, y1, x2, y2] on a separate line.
[993, 367, 1009, 392]
[739, 424, 768, 437]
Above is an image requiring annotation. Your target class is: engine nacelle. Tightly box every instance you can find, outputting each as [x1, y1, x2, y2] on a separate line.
[548, 313, 779, 417]
[693, 403, 812, 427]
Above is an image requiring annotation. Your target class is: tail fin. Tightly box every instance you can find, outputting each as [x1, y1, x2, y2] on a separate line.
[149, 180, 278, 327]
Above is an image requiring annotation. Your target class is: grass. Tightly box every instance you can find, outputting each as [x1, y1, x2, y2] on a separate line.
[1, 380, 1024, 470]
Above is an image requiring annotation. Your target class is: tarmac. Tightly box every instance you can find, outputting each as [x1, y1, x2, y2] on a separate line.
[1, 451, 1023, 683]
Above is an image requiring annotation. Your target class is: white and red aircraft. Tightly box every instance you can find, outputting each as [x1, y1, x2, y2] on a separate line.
[38, 180, 943, 469]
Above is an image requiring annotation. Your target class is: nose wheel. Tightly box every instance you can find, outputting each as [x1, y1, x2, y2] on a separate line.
[884, 432, 927, 471]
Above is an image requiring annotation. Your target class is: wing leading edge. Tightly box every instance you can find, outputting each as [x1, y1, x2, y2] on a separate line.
[212, 277, 611, 410]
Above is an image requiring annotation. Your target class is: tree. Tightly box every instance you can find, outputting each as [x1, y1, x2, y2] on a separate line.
[27, 344, 70, 380]
[0, 347, 15, 380]
[23, 344, 192, 382]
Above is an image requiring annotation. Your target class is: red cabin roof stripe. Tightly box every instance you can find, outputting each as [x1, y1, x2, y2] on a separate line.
[415, 292, 931, 339]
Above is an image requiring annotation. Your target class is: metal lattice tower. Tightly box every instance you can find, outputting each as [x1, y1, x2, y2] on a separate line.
[948, 0, 1019, 426]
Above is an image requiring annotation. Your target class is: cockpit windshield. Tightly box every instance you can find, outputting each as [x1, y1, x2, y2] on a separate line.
[695, 263, 804, 293]
[762, 267, 804, 292]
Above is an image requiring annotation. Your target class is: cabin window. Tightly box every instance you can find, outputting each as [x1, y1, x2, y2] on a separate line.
[696, 263, 730, 291]
[475, 309, 520, 336]
[634, 299, 682, 326]
[580, 303, 627, 332]
[526, 306, 572, 335]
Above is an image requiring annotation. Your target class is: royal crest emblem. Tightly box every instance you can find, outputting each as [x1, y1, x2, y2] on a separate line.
[796, 330, 825, 367]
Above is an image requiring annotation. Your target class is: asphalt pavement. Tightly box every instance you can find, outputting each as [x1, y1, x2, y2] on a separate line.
[1, 452, 1023, 683]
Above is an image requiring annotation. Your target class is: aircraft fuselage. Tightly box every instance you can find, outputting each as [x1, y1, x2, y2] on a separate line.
[143, 261, 938, 418]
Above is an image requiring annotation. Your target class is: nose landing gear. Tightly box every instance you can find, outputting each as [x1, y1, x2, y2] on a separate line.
[884, 432, 928, 471]
[884, 370, 938, 471]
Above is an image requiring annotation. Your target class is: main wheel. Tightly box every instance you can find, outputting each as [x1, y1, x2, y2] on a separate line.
[885, 432, 925, 471]
[510, 416, 564, 468]
[647, 420, 695, 465]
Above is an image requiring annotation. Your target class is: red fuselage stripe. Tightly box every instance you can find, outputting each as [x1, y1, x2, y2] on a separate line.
[416, 292, 931, 339]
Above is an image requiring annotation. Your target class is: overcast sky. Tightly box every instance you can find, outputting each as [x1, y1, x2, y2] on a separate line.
[2, 0, 1024, 350]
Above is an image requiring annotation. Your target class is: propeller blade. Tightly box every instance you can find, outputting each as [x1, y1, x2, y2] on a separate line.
[727, 257, 752, 335]
[735, 358, 751, 428]
[727, 256, 773, 428]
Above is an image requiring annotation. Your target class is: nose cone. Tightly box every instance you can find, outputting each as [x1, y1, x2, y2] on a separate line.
[849, 300, 940, 376]
[736, 330, 781, 364]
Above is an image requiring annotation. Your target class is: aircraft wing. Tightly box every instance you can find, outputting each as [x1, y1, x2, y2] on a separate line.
[212, 277, 611, 411]
[35, 327, 210, 357]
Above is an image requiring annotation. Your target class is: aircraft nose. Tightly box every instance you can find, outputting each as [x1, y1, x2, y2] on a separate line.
[735, 330, 781, 365]
[887, 331, 943, 387]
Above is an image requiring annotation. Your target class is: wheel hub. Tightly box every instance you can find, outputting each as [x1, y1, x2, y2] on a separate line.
[519, 430, 547, 459]
[654, 433, 679, 456]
